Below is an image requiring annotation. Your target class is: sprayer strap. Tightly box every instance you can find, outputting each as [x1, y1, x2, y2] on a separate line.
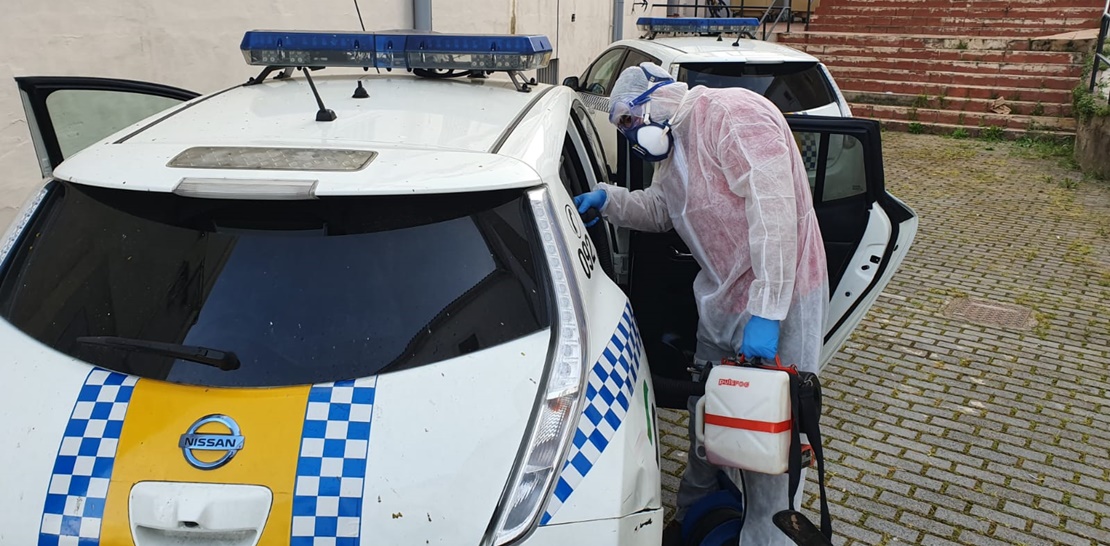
[787, 372, 832, 541]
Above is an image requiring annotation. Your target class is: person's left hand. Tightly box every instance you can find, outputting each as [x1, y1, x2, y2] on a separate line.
[740, 315, 780, 360]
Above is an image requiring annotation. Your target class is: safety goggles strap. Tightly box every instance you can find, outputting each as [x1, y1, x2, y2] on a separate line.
[639, 64, 674, 84]
[629, 80, 672, 108]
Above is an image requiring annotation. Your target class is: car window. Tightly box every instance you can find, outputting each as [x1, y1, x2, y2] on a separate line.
[678, 62, 836, 113]
[571, 104, 610, 183]
[581, 48, 627, 96]
[44, 90, 183, 159]
[620, 49, 658, 73]
[559, 136, 589, 196]
[792, 131, 867, 201]
[0, 183, 550, 387]
[627, 129, 862, 202]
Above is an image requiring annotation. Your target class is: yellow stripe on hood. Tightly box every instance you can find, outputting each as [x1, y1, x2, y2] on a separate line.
[101, 380, 310, 545]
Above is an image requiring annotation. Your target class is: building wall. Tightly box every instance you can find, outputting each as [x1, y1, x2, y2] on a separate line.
[0, 0, 648, 228]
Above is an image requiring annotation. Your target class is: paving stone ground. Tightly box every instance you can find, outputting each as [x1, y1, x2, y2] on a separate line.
[657, 132, 1110, 545]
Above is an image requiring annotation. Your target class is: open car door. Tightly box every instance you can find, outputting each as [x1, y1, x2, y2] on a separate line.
[16, 77, 198, 178]
[622, 116, 918, 409]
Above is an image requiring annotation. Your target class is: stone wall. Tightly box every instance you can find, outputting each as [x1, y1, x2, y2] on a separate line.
[1076, 113, 1110, 179]
[1075, 69, 1110, 179]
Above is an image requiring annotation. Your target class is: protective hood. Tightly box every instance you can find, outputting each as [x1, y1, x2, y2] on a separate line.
[609, 63, 692, 162]
[609, 62, 691, 128]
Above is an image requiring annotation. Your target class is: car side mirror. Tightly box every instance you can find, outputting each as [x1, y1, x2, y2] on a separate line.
[562, 76, 580, 90]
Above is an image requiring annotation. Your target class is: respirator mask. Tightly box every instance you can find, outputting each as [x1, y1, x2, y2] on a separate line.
[609, 67, 676, 162]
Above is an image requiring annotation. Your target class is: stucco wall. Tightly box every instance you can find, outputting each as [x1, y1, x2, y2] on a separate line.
[0, 0, 646, 228]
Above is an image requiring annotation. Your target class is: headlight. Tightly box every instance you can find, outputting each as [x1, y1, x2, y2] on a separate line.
[485, 188, 589, 545]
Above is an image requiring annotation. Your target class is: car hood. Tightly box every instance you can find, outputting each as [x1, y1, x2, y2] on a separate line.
[0, 318, 549, 545]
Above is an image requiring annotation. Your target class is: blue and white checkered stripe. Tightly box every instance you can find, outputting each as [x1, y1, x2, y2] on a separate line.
[39, 368, 137, 546]
[541, 304, 643, 524]
[291, 377, 377, 546]
[799, 132, 819, 172]
[580, 93, 611, 115]
[790, 111, 819, 172]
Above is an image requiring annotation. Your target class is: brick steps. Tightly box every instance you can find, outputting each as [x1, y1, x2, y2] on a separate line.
[809, 19, 1097, 32]
[835, 77, 1073, 104]
[783, 0, 1102, 138]
[779, 32, 1091, 53]
[812, 25, 1088, 37]
[812, 7, 1102, 21]
[851, 103, 1076, 131]
[828, 64, 1077, 90]
[818, 54, 1082, 78]
[792, 45, 1082, 65]
[809, 15, 1097, 30]
[844, 90, 1074, 118]
[817, 0, 1105, 8]
[873, 118, 1075, 139]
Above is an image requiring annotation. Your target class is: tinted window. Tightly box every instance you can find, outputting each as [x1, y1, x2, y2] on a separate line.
[678, 62, 836, 112]
[571, 104, 609, 183]
[0, 183, 550, 387]
[45, 90, 182, 159]
[620, 49, 657, 73]
[790, 131, 866, 201]
[582, 48, 626, 96]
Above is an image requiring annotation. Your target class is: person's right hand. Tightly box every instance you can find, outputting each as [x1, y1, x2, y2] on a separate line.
[573, 190, 607, 227]
[740, 315, 780, 360]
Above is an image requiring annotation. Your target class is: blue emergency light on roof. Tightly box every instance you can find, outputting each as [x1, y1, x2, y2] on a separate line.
[240, 30, 553, 72]
[636, 17, 761, 36]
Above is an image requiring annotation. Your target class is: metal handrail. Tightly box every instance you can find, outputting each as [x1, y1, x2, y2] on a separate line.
[759, 0, 792, 40]
[642, 1, 800, 41]
[1091, 0, 1110, 104]
[644, 2, 730, 18]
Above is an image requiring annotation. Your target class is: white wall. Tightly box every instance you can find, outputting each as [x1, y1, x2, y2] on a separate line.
[0, 0, 647, 228]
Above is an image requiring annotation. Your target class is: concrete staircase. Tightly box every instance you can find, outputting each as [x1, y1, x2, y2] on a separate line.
[779, 0, 1105, 138]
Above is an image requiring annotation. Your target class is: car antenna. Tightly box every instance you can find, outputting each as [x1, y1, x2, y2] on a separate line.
[299, 67, 338, 122]
[353, 0, 367, 31]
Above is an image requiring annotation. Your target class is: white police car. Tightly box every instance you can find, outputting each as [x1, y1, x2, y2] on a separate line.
[568, 17, 853, 168]
[0, 29, 915, 546]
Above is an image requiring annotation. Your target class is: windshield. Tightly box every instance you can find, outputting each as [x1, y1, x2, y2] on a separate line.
[0, 182, 550, 387]
[678, 62, 837, 113]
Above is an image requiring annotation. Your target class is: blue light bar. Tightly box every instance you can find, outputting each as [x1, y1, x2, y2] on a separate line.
[241, 31, 375, 67]
[241, 30, 552, 72]
[636, 17, 761, 35]
[405, 34, 553, 71]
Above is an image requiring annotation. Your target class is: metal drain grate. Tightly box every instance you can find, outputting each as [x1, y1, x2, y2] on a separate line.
[942, 297, 1035, 329]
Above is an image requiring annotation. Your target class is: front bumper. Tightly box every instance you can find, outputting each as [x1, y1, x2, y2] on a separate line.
[521, 508, 664, 545]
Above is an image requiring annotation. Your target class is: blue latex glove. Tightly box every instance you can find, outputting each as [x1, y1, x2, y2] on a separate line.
[573, 190, 607, 227]
[740, 315, 780, 360]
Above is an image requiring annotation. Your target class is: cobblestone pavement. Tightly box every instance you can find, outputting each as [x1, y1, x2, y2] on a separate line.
[657, 132, 1110, 545]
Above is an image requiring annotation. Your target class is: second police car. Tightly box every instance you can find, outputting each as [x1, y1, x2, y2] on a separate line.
[0, 28, 916, 546]
[567, 17, 855, 169]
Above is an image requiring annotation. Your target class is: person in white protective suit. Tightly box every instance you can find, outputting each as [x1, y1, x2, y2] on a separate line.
[573, 62, 829, 545]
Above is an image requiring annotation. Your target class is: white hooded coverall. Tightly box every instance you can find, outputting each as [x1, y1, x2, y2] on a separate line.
[598, 70, 830, 545]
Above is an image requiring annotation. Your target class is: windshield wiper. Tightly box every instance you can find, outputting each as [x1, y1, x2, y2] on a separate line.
[76, 336, 240, 371]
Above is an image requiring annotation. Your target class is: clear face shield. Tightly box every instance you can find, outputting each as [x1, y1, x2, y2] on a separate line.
[609, 81, 668, 134]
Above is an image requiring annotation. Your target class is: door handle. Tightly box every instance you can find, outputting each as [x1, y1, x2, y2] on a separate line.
[670, 247, 694, 260]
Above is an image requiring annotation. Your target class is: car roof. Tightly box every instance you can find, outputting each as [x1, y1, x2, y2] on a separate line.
[614, 36, 819, 65]
[53, 74, 573, 196]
